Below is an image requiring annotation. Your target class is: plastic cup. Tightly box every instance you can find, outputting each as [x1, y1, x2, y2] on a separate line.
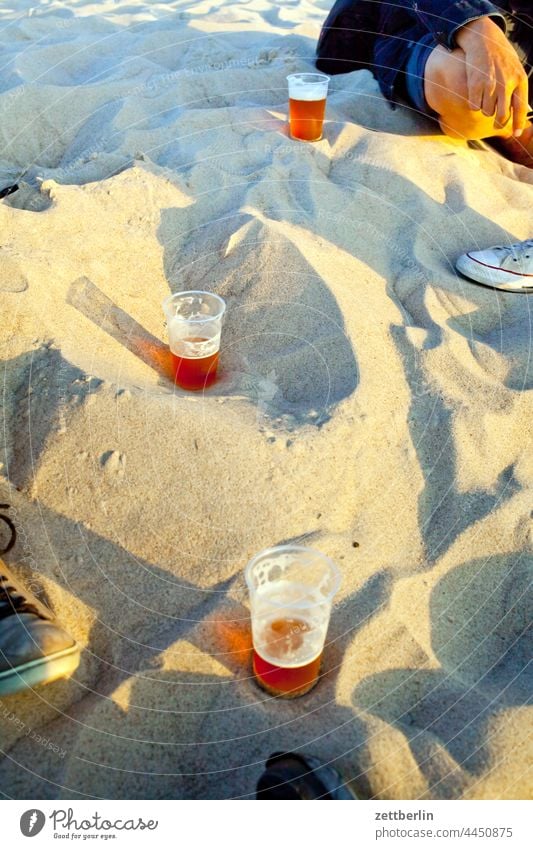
[287, 72, 330, 142]
[245, 544, 341, 698]
[162, 291, 226, 390]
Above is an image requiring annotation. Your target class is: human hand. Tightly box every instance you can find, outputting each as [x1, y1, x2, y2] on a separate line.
[456, 16, 529, 137]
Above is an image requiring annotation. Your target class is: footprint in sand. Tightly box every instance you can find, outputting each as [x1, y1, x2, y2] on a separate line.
[99, 450, 126, 481]
[0, 254, 29, 293]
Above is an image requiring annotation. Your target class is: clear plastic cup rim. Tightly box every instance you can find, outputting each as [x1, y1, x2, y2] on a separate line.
[162, 290, 226, 323]
[244, 543, 341, 604]
[286, 73, 330, 85]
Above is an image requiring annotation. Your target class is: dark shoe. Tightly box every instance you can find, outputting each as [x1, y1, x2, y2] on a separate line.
[487, 125, 533, 168]
[0, 559, 80, 696]
[0, 184, 18, 200]
[256, 752, 358, 800]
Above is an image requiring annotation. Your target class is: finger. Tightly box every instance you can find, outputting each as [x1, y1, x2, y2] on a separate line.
[511, 78, 529, 136]
[480, 59, 498, 116]
[481, 85, 497, 118]
[466, 55, 496, 112]
[466, 68, 485, 111]
[494, 81, 511, 128]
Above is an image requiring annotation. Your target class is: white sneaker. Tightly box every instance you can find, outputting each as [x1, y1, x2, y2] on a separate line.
[456, 239, 533, 292]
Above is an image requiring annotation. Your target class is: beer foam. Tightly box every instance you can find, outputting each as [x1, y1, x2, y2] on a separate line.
[288, 84, 327, 102]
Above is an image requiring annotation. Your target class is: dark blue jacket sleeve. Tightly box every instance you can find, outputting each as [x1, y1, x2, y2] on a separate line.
[393, 1, 507, 48]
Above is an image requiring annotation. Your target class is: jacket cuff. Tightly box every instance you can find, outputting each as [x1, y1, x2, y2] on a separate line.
[448, 12, 507, 49]
[412, 2, 507, 49]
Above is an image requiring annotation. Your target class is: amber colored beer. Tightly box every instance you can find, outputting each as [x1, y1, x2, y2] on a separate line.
[252, 617, 322, 698]
[171, 337, 219, 390]
[289, 97, 326, 142]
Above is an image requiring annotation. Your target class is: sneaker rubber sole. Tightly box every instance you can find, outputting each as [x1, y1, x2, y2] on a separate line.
[0, 643, 80, 696]
[456, 254, 533, 293]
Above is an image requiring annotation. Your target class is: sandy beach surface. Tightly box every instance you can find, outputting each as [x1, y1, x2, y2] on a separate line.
[0, 0, 532, 800]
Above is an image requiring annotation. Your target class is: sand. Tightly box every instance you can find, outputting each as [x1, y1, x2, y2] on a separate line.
[0, 0, 532, 800]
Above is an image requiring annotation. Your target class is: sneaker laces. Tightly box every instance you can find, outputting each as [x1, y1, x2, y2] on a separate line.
[494, 239, 533, 263]
[1, 509, 47, 620]
[0, 569, 43, 621]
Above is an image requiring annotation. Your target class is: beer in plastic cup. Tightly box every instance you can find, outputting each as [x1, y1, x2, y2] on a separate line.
[287, 73, 330, 142]
[162, 290, 226, 390]
[245, 544, 341, 698]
